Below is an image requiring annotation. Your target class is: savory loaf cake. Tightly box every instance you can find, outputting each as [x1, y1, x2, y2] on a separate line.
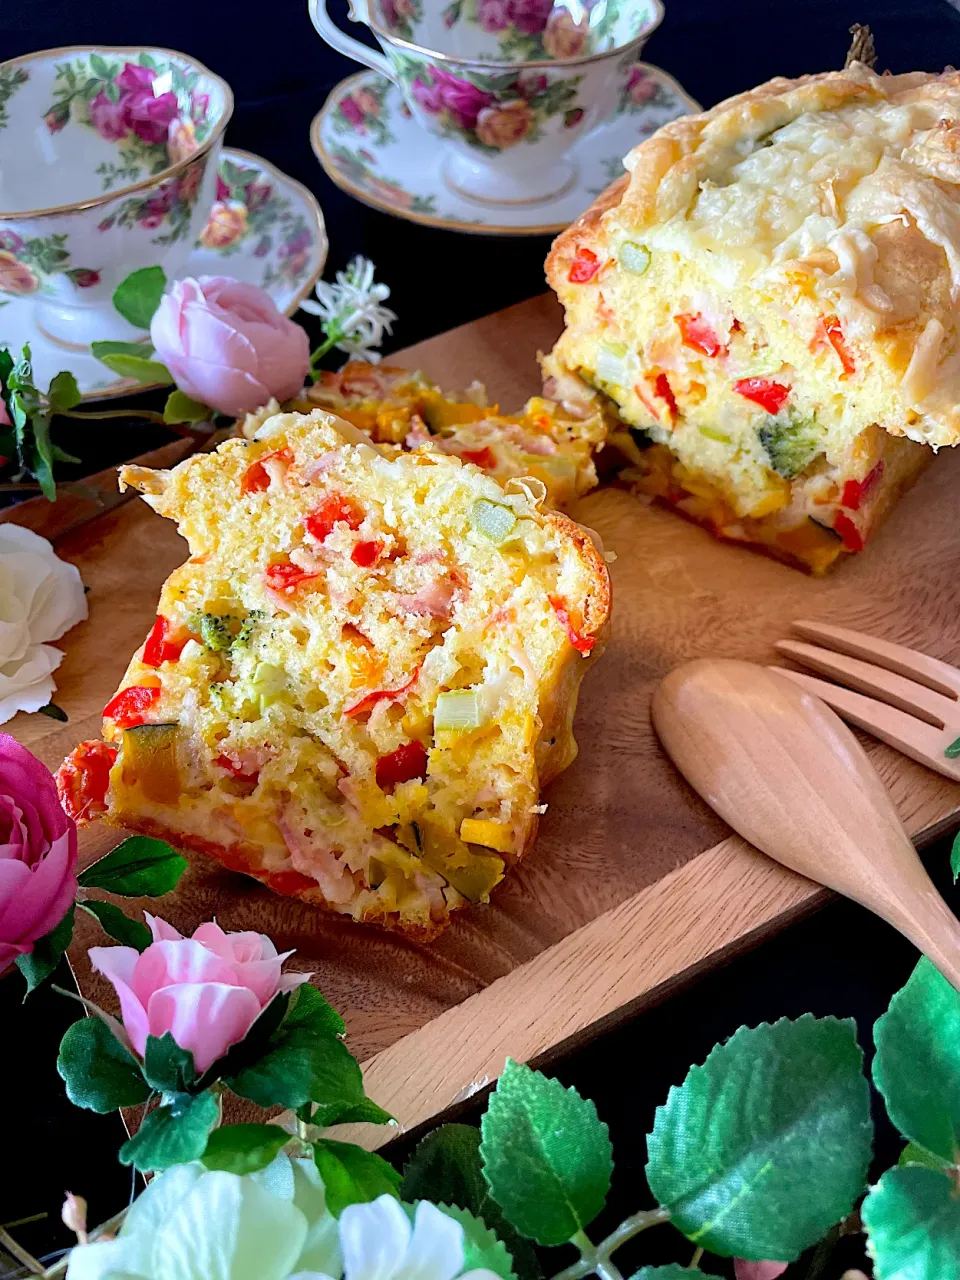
[288, 362, 605, 512]
[544, 63, 960, 570]
[57, 410, 610, 939]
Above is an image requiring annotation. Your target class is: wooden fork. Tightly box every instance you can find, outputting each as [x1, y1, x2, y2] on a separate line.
[773, 620, 960, 782]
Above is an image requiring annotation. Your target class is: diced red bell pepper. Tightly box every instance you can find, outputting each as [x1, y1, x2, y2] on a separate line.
[103, 684, 161, 729]
[55, 740, 118, 824]
[676, 313, 726, 358]
[813, 316, 856, 377]
[569, 247, 601, 284]
[733, 378, 791, 416]
[215, 753, 260, 782]
[142, 615, 188, 668]
[265, 561, 323, 594]
[833, 511, 864, 552]
[240, 448, 292, 495]
[548, 594, 595, 655]
[351, 540, 384, 568]
[461, 447, 496, 469]
[345, 668, 420, 718]
[268, 869, 319, 896]
[304, 494, 365, 542]
[375, 741, 428, 789]
[654, 373, 678, 421]
[841, 460, 884, 511]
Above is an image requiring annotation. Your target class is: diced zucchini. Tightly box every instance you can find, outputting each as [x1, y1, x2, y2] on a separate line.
[251, 662, 286, 711]
[618, 241, 651, 275]
[434, 689, 483, 731]
[594, 342, 631, 388]
[699, 425, 732, 444]
[470, 498, 516, 543]
[121, 723, 180, 805]
[409, 822, 505, 902]
[758, 411, 826, 479]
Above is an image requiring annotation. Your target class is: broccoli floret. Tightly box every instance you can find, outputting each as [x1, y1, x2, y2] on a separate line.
[758, 411, 826, 479]
[188, 612, 237, 652]
[232, 609, 265, 651]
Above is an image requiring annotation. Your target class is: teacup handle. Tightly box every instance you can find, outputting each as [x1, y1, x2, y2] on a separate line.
[308, 0, 398, 83]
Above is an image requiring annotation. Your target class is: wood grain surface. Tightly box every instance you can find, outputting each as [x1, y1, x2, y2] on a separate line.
[14, 292, 960, 1144]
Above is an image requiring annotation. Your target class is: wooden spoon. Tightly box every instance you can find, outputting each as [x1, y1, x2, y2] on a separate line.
[651, 658, 960, 991]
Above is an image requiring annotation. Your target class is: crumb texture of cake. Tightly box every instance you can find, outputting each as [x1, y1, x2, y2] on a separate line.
[282, 362, 606, 512]
[544, 63, 960, 569]
[58, 410, 610, 939]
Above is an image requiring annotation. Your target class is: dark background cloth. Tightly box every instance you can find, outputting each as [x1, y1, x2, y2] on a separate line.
[3, 1, 960, 1274]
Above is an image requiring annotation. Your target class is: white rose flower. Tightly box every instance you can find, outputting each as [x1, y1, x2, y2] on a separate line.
[0, 523, 87, 722]
[306, 1195, 502, 1280]
[66, 1154, 341, 1280]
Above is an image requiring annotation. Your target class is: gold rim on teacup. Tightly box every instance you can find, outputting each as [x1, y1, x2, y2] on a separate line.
[0, 44, 235, 221]
[355, 0, 664, 70]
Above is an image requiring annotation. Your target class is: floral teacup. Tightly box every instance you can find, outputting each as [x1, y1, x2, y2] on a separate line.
[309, 0, 662, 204]
[0, 46, 232, 346]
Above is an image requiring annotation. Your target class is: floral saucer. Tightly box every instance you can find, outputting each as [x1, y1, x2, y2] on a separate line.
[0, 147, 328, 399]
[310, 64, 698, 235]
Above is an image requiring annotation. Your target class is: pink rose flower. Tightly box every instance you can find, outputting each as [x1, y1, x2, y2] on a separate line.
[90, 914, 309, 1072]
[627, 65, 657, 104]
[476, 0, 510, 30]
[506, 0, 553, 34]
[150, 276, 311, 417]
[0, 734, 78, 977]
[734, 1263, 788, 1280]
[517, 71, 548, 98]
[0, 383, 10, 427]
[413, 69, 495, 130]
[90, 90, 129, 141]
[215, 174, 231, 202]
[339, 96, 366, 128]
[125, 90, 180, 145]
[115, 62, 156, 94]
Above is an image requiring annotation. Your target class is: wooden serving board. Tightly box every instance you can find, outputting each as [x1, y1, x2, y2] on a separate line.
[15, 293, 960, 1147]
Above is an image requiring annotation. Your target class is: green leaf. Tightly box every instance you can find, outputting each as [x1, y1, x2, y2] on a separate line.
[402, 1125, 541, 1280]
[436, 1204, 516, 1280]
[78, 835, 188, 897]
[479, 1058, 613, 1247]
[874, 958, 960, 1163]
[90, 52, 111, 78]
[112, 265, 167, 330]
[863, 1165, 960, 1279]
[312, 1139, 401, 1217]
[321, 1097, 395, 1127]
[57, 1015, 150, 1113]
[90, 340, 156, 361]
[46, 369, 82, 415]
[201, 1123, 290, 1174]
[142, 1032, 197, 1094]
[228, 983, 352, 1111]
[951, 830, 960, 884]
[119, 1090, 219, 1173]
[164, 390, 210, 424]
[95, 352, 172, 384]
[79, 900, 151, 951]
[38, 702, 69, 722]
[15, 906, 74, 994]
[899, 1141, 951, 1173]
[645, 1015, 872, 1261]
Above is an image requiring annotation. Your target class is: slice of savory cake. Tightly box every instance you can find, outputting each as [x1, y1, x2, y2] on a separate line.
[57, 410, 610, 939]
[286, 361, 606, 513]
[543, 64, 960, 571]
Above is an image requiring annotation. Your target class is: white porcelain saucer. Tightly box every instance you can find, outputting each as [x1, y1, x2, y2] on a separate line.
[0, 148, 328, 400]
[310, 64, 698, 236]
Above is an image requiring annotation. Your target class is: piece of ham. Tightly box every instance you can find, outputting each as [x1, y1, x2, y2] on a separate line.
[393, 575, 457, 619]
[277, 810, 356, 904]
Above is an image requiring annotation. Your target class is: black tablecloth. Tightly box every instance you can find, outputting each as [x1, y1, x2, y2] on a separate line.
[3, 1, 960, 1271]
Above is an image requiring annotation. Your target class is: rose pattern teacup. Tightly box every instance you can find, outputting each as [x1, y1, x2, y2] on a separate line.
[309, 0, 662, 203]
[0, 46, 232, 345]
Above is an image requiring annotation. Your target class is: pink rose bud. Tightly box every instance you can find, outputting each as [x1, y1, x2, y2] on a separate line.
[61, 1191, 88, 1242]
[0, 734, 78, 976]
[734, 1263, 788, 1280]
[150, 276, 311, 418]
[89, 914, 309, 1073]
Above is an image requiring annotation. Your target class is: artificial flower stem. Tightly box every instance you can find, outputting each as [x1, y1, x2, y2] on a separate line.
[690, 1247, 704, 1268]
[309, 327, 344, 368]
[552, 1210, 672, 1280]
[59, 408, 169, 425]
[0, 1226, 44, 1275]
